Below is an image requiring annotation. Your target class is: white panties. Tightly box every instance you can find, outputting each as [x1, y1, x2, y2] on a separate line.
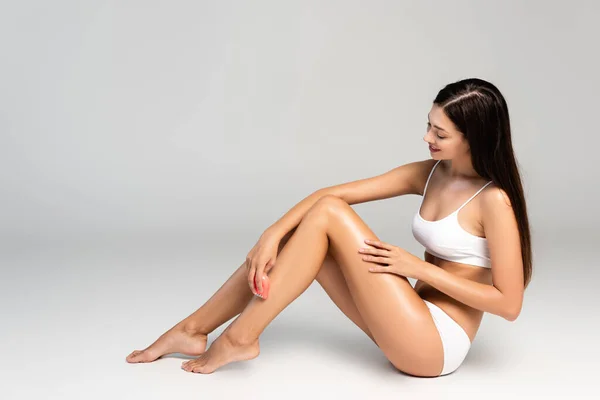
[424, 300, 472, 376]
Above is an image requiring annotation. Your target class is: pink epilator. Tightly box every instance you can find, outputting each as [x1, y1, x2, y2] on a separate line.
[253, 275, 270, 299]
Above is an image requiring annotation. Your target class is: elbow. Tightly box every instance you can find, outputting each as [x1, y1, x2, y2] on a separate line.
[503, 304, 522, 322]
[498, 289, 523, 322]
[504, 312, 519, 322]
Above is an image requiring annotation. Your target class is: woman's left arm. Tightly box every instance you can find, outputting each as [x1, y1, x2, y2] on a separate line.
[416, 188, 525, 321]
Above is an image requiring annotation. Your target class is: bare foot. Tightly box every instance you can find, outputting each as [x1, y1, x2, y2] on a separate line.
[181, 332, 260, 374]
[126, 324, 208, 363]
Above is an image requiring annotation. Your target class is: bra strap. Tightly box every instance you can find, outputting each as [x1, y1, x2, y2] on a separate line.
[455, 181, 493, 212]
[423, 160, 442, 197]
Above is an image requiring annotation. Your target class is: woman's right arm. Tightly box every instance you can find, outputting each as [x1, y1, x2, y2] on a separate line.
[249, 161, 425, 295]
[262, 160, 426, 242]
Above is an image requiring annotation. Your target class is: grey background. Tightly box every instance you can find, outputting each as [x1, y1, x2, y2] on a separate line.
[1, 0, 597, 398]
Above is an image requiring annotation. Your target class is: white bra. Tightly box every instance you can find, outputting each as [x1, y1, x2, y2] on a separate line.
[411, 160, 493, 268]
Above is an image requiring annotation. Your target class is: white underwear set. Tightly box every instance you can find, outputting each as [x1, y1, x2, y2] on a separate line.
[412, 159, 493, 375]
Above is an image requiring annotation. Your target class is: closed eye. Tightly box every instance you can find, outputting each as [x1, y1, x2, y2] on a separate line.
[427, 122, 446, 139]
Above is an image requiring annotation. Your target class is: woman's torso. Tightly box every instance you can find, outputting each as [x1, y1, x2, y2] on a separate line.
[414, 160, 494, 343]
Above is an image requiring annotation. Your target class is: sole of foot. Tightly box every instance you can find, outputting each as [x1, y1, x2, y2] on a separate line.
[126, 325, 208, 363]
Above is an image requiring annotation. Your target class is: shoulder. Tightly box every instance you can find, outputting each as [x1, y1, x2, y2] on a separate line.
[480, 183, 516, 225]
[413, 159, 440, 195]
[481, 183, 512, 210]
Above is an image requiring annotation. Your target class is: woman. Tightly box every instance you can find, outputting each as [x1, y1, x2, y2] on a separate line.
[125, 78, 532, 377]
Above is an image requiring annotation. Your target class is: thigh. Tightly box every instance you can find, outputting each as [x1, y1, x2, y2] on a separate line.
[279, 227, 376, 344]
[309, 195, 444, 377]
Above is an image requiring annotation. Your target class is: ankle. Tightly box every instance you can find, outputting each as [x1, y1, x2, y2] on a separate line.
[180, 320, 210, 336]
[223, 327, 258, 347]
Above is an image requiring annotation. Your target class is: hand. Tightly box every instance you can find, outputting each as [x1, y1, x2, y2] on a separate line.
[245, 232, 278, 298]
[359, 239, 423, 280]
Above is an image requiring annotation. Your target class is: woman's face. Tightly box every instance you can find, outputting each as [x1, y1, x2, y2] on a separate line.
[423, 104, 470, 159]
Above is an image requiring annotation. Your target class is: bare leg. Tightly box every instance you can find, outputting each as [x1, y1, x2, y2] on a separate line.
[127, 227, 375, 363]
[126, 228, 296, 364]
[125, 260, 253, 363]
[182, 196, 443, 377]
[181, 204, 332, 373]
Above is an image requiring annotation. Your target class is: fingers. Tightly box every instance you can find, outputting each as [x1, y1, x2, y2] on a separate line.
[361, 255, 389, 265]
[246, 254, 275, 295]
[251, 257, 261, 293]
[251, 256, 261, 293]
[255, 265, 265, 293]
[358, 247, 387, 256]
[255, 260, 273, 293]
[368, 266, 392, 273]
[246, 261, 257, 295]
[364, 239, 392, 250]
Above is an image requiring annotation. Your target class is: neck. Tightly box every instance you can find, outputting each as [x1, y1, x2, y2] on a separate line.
[441, 157, 480, 180]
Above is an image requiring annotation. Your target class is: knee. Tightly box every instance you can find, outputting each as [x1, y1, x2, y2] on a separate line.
[315, 194, 347, 207]
[305, 194, 347, 219]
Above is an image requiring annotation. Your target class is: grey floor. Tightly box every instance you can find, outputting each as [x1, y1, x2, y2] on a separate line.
[1, 233, 594, 399]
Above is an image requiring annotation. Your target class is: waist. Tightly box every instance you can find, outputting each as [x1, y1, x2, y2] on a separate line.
[416, 254, 492, 342]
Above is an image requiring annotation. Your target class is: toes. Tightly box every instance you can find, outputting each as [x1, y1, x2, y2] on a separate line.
[127, 349, 157, 363]
[189, 361, 205, 373]
[182, 360, 194, 371]
[126, 350, 142, 362]
[182, 357, 207, 373]
[191, 364, 203, 373]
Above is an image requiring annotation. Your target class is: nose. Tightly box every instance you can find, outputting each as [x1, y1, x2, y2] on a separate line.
[423, 129, 435, 144]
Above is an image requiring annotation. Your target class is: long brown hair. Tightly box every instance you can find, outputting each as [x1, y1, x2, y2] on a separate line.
[433, 78, 533, 288]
